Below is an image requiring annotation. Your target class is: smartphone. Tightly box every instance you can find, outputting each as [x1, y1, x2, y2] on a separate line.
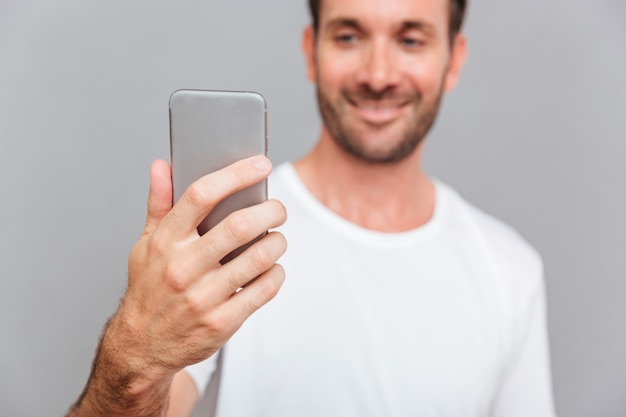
[169, 89, 268, 263]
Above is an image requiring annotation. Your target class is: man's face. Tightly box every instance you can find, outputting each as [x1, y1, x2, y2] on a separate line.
[304, 0, 465, 164]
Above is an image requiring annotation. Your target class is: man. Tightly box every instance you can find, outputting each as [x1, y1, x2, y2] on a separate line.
[68, 0, 556, 416]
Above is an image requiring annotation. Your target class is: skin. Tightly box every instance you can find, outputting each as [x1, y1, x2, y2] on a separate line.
[297, 0, 466, 232]
[68, 0, 467, 416]
[66, 156, 287, 417]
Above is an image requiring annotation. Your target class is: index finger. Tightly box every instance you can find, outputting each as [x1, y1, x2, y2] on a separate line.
[158, 156, 272, 241]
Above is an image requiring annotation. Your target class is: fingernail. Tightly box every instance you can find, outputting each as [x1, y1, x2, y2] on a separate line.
[252, 156, 270, 171]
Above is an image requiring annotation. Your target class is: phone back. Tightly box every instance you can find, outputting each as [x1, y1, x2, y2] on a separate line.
[169, 90, 267, 235]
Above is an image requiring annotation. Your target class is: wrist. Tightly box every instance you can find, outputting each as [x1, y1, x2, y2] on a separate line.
[67, 315, 176, 417]
[100, 309, 178, 392]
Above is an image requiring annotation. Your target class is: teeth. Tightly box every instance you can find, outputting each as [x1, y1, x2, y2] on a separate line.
[356, 102, 401, 110]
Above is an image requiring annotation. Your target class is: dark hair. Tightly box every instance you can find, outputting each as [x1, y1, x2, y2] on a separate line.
[307, 0, 468, 42]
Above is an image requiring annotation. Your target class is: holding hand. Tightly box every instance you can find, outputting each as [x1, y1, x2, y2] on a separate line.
[68, 156, 287, 417]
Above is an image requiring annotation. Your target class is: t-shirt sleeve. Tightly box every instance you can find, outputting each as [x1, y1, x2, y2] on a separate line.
[464, 203, 556, 416]
[184, 352, 220, 397]
[490, 273, 557, 416]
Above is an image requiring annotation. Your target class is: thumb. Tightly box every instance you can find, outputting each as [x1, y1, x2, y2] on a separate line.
[143, 159, 173, 236]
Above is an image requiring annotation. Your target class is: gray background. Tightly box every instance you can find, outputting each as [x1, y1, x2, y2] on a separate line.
[0, 0, 624, 416]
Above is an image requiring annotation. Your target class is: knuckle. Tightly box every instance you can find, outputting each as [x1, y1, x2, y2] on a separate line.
[259, 269, 283, 301]
[233, 163, 252, 184]
[249, 244, 274, 273]
[164, 262, 189, 293]
[201, 311, 229, 338]
[184, 291, 205, 315]
[147, 231, 167, 256]
[225, 212, 252, 239]
[224, 268, 243, 292]
[185, 182, 213, 207]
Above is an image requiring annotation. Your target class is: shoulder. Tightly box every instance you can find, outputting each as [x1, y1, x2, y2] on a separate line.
[438, 181, 544, 297]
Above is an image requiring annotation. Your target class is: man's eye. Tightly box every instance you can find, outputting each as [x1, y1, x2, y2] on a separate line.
[335, 34, 357, 45]
[400, 37, 424, 48]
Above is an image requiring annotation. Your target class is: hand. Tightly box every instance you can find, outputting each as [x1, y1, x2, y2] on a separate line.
[67, 156, 286, 417]
[110, 155, 287, 384]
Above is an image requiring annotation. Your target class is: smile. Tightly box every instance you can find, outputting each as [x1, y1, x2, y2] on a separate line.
[348, 98, 411, 124]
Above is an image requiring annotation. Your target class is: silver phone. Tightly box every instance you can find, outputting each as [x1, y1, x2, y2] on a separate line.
[169, 89, 268, 262]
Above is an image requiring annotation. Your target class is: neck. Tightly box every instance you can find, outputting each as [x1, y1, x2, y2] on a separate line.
[293, 132, 435, 233]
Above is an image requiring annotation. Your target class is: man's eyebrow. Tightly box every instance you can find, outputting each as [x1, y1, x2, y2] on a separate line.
[324, 18, 362, 32]
[399, 20, 437, 36]
[322, 18, 437, 37]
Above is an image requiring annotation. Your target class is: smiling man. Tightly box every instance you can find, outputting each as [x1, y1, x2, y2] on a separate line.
[67, 0, 556, 416]
[181, 0, 555, 415]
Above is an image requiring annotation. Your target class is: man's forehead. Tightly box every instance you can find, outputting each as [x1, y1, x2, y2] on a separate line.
[318, 0, 449, 28]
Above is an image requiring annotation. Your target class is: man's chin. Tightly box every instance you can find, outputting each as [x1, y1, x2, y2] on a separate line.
[334, 131, 421, 164]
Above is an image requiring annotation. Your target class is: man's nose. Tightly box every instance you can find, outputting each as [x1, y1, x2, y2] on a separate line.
[357, 39, 400, 92]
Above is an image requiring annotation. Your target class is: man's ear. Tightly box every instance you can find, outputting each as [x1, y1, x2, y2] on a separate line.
[444, 33, 467, 92]
[302, 25, 317, 83]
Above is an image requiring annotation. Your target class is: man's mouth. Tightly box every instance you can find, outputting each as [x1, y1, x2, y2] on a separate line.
[347, 97, 411, 124]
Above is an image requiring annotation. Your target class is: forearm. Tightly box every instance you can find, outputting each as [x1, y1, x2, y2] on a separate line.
[66, 317, 175, 417]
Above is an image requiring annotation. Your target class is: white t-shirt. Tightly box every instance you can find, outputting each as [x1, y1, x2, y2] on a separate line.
[186, 163, 556, 417]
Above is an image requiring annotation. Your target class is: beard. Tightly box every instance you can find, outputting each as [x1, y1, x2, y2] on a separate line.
[316, 82, 444, 164]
